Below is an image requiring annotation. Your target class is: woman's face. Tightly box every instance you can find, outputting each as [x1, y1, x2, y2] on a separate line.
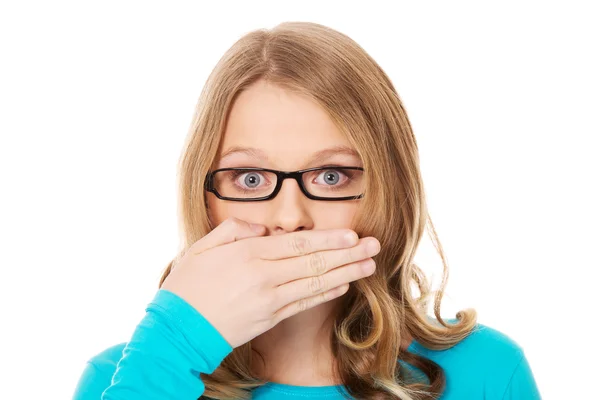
[207, 80, 363, 234]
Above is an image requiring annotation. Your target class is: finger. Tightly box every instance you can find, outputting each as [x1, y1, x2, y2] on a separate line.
[191, 217, 266, 255]
[272, 258, 374, 310]
[248, 228, 359, 261]
[272, 283, 351, 324]
[266, 237, 380, 285]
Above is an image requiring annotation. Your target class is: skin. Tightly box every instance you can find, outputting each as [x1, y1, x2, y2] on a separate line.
[207, 79, 410, 385]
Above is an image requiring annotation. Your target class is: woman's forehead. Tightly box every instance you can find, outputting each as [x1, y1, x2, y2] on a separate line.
[224, 82, 346, 141]
[218, 83, 360, 169]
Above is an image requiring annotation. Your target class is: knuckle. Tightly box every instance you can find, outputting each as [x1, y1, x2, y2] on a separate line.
[346, 247, 355, 265]
[308, 252, 327, 275]
[290, 234, 311, 256]
[308, 275, 326, 294]
[227, 217, 246, 233]
[319, 291, 330, 304]
[297, 297, 309, 312]
[224, 216, 239, 227]
[363, 243, 373, 260]
[323, 233, 332, 249]
[226, 232, 238, 243]
[224, 219, 248, 243]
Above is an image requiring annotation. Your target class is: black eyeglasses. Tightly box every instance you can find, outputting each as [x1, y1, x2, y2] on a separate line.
[204, 166, 365, 202]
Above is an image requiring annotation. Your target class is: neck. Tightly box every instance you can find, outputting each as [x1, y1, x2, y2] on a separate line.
[250, 297, 415, 386]
[251, 298, 343, 386]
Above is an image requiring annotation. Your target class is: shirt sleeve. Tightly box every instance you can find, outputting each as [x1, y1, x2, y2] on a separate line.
[502, 352, 542, 400]
[72, 289, 234, 400]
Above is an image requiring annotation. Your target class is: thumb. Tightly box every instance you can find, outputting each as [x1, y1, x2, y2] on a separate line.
[191, 217, 266, 254]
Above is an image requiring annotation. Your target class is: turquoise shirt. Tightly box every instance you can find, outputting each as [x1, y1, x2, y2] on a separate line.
[73, 289, 541, 399]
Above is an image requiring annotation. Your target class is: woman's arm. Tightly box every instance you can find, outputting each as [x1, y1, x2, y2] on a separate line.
[73, 289, 233, 400]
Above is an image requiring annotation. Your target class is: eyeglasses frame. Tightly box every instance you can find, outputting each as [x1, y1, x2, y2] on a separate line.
[204, 166, 365, 202]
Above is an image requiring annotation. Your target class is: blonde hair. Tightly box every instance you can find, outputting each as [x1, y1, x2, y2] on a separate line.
[159, 21, 478, 400]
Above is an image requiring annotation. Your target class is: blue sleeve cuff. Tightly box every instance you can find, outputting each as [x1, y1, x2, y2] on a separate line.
[148, 289, 233, 372]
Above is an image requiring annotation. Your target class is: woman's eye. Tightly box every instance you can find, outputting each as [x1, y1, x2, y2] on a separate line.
[315, 169, 347, 186]
[235, 172, 263, 188]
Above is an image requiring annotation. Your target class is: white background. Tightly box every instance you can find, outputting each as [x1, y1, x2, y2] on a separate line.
[1, 1, 598, 399]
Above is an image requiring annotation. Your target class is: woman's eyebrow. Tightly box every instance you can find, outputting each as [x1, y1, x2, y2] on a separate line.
[219, 145, 360, 166]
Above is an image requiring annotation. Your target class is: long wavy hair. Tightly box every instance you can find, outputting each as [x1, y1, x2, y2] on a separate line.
[158, 21, 478, 400]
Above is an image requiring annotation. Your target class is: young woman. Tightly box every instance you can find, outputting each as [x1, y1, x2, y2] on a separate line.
[73, 22, 541, 399]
